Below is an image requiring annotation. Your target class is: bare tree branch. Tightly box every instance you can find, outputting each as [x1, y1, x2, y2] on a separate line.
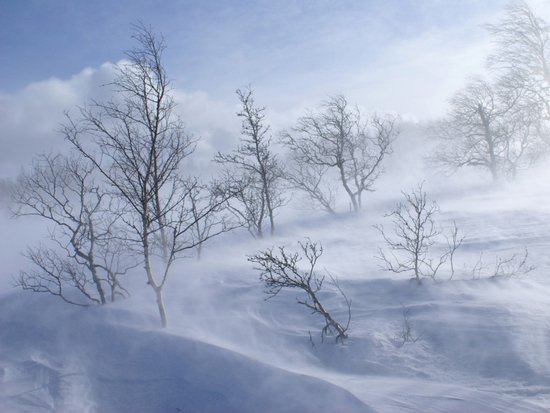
[248, 240, 351, 342]
[281, 95, 396, 213]
[431, 77, 548, 180]
[215, 86, 284, 237]
[12, 154, 131, 305]
[376, 183, 462, 282]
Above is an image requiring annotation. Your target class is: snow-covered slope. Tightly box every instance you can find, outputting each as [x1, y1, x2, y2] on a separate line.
[1, 174, 550, 412]
[0, 293, 371, 413]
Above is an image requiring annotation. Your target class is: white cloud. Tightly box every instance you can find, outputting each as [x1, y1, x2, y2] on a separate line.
[0, 63, 118, 177]
[3, 0, 550, 177]
[0, 63, 240, 178]
[0, 63, 249, 179]
[174, 89, 240, 155]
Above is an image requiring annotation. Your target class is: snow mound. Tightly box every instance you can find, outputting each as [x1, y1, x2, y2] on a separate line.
[0, 293, 372, 413]
[2, 177, 550, 412]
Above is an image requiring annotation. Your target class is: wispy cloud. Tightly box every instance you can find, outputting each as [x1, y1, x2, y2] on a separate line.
[0, 64, 117, 177]
[2, 0, 550, 178]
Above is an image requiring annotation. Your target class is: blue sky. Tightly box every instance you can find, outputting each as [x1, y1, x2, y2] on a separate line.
[1, 0, 549, 177]
[0, 0, 512, 96]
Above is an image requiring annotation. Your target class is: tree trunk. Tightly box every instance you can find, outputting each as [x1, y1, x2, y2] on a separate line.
[478, 105, 499, 182]
[310, 289, 347, 339]
[155, 286, 168, 328]
[79, 215, 107, 304]
[263, 181, 275, 236]
[142, 213, 168, 327]
[337, 162, 358, 212]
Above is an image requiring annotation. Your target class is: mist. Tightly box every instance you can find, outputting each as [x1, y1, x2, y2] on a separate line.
[2, 1, 550, 412]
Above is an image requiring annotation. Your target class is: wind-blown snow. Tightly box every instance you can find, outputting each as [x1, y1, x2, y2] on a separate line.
[0, 294, 371, 413]
[1, 170, 550, 412]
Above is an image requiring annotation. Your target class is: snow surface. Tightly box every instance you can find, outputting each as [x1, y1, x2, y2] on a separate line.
[1, 169, 550, 412]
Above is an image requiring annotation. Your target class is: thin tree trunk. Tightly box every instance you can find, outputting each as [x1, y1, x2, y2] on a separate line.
[142, 212, 168, 327]
[154, 286, 168, 328]
[263, 181, 275, 236]
[309, 288, 347, 339]
[76, 215, 107, 304]
[478, 105, 499, 182]
[337, 162, 358, 212]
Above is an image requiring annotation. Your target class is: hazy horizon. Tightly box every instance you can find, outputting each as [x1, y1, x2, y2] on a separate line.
[2, 0, 550, 179]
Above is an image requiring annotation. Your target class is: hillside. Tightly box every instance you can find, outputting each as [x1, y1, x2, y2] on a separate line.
[1, 175, 550, 412]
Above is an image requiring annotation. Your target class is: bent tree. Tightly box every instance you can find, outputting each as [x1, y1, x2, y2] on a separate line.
[249, 240, 351, 342]
[65, 24, 228, 326]
[433, 78, 546, 181]
[282, 95, 396, 213]
[487, 1, 550, 119]
[433, 3, 550, 181]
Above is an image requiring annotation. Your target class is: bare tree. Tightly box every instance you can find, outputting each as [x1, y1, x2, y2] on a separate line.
[215, 86, 284, 237]
[487, 1, 550, 119]
[281, 95, 395, 213]
[64, 24, 230, 326]
[12, 153, 131, 306]
[433, 78, 546, 180]
[376, 184, 463, 282]
[469, 248, 535, 280]
[248, 240, 351, 342]
[445, 221, 463, 280]
[432, 3, 550, 180]
[490, 248, 535, 278]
